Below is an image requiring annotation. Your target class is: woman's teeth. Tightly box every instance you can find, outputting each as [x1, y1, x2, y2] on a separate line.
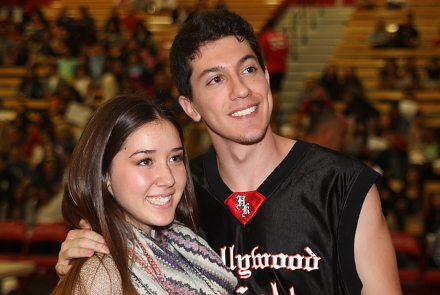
[146, 195, 172, 205]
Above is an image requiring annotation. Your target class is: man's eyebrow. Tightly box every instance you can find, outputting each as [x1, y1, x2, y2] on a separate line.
[198, 66, 223, 81]
[197, 54, 257, 81]
[238, 54, 256, 66]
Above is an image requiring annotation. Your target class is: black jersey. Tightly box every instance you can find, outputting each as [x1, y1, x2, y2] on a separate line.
[190, 140, 380, 295]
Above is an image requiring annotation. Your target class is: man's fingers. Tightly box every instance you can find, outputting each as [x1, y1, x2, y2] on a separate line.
[55, 263, 72, 278]
[79, 219, 92, 230]
[65, 229, 108, 249]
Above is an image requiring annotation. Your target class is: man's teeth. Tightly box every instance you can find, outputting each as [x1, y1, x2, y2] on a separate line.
[231, 106, 257, 117]
[146, 195, 172, 205]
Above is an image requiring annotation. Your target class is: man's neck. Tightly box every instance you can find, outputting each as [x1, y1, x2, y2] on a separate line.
[212, 130, 295, 192]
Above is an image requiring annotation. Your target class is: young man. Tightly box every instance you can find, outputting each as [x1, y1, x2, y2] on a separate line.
[56, 10, 402, 295]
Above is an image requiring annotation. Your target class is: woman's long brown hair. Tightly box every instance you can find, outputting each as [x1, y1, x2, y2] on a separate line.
[52, 95, 199, 295]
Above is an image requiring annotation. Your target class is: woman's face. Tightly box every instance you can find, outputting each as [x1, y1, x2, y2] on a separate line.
[107, 120, 186, 234]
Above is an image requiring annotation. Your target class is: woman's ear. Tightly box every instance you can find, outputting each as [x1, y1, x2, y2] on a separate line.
[106, 176, 114, 196]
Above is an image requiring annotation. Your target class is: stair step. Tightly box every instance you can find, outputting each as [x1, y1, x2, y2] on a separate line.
[277, 6, 353, 119]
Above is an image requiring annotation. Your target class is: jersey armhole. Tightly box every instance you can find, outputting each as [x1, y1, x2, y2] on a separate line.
[337, 167, 380, 294]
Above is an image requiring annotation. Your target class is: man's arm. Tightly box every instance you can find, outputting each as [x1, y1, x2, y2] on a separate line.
[56, 220, 109, 276]
[355, 184, 402, 295]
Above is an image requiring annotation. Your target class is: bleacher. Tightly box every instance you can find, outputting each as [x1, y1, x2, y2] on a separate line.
[329, 0, 440, 128]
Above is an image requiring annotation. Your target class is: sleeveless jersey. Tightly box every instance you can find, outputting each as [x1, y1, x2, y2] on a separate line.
[190, 140, 380, 295]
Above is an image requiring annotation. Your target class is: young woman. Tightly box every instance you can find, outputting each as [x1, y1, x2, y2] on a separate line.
[52, 95, 237, 294]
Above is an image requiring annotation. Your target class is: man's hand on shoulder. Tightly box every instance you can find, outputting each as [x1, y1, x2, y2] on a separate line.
[56, 220, 109, 277]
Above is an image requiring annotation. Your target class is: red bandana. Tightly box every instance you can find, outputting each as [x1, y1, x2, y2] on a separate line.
[224, 191, 266, 225]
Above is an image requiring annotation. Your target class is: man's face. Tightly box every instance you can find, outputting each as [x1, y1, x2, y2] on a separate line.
[179, 36, 273, 146]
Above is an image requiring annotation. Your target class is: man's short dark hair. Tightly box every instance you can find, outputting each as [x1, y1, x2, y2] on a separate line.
[169, 9, 265, 100]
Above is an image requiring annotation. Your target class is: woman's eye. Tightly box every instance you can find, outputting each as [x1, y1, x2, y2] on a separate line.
[170, 154, 183, 162]
[139, 158, 152, 165]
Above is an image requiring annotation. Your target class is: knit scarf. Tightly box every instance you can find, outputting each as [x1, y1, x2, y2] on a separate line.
[127, 223, 237, 294]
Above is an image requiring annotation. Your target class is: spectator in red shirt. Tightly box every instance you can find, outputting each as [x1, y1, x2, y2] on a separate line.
[259, 18, 289, 121]
[121, 6, 142, 34]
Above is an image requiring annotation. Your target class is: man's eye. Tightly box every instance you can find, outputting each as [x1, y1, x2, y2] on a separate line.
[208, 76, 221, 85]
[243, 66, 257, 74]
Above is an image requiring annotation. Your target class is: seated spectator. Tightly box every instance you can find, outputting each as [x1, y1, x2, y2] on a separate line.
[23, 9, 49, 44]
[73, 65, 93, 104]
[343, 89, 379, 123]
[121, 6, 142, 35]
[419, 127, 439, 163]
[34, 185, 63, 224]
[57, 48, 78, 83]
[8, 144, 31, 184]
[87, 42, 107, 80]
[0, 25, 16, 66]
[37, 29, 57, 63]
[125, 50, 144, 90]
[320, 65, 340, 100]
[0, 153, 19, 220]
[396, 57, 420, 89]
[56, 7, 74, 33]
[103, 18, 124, 54]
[432, 25, 440, 48]
[43, 63, 67, 98]
[29, 157, 62, 194]
[7, 184, 29, 221]
[74, 6, 97, 47]
[105, 7, 121, 30]
[394, 165, 427, 234]
[423, 57, 440, 89]
[389, 101, 410, 140]
[132, 20, 152, 48]
[369, 19, 393, 48]
[374, 129, 409, 180]
[340, 66, 364, 97]
[139, 34, 166, 84]
[151, 67, 173, 105]
[406, 112, 425, 152]
[298, 84, 334, 117]
[120, 37, 141, 64]
[425, 192, 440, 239]
[345, 119, 370, 161]
[394, 13, 419, 48]
[18, 66, 44, 98]
[398, 90, 419, 124]
[378, 58, 399, 89]
[279, 111, 305, 140]
[299, 74, 318, 103]
[101, 58, 124, 103]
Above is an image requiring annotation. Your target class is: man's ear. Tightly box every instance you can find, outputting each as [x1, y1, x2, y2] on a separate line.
[179, 95, 202, 122]
[264, 67, 270, 84]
